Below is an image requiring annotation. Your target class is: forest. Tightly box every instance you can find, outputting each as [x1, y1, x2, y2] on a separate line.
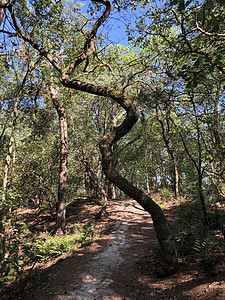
[0, 0, 225, 299]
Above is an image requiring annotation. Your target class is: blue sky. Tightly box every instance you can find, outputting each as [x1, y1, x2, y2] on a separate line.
[80, 0, 133, 46]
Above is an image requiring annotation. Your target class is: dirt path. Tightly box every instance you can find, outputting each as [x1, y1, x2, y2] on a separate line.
[4, 198, 225, 300]
[28, 199, 156, 300]
[56, 201, 132, 299]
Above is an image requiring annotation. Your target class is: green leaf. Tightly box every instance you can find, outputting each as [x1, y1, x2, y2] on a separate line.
[212, 23, 220, 32]
[194, 58, 201, 68]
[216, 0, 225, 5]
[192, 80, 198, 88]
[186, 81, 193, 88]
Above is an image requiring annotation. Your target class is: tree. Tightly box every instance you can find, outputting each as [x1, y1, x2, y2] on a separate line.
[175, 91, 209, 224]
[3, 0, 179, 275]
[156, 103, 180, 198]
[1, 67, 29, 203]
[49, 77, 68, 233]
[123, 0, 225, 205]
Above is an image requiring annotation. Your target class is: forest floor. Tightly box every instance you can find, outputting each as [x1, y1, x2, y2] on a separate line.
[1, 195, 225, 299]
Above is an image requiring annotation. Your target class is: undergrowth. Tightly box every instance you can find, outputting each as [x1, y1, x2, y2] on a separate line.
[0, 221, 97, 284]
[148, 198, 225, 277]
[175, 201, 225, 276]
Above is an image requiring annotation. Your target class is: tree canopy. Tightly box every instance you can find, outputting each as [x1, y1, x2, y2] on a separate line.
[0, 0, 225, 282]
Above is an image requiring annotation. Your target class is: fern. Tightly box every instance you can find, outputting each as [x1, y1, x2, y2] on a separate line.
[191, 238, 216, 258]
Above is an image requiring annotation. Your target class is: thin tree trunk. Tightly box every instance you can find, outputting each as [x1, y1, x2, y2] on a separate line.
[198, 171, 208, 225]
[174, 157, 179, 199]
[108, 180, 116, 199]
[107, 141, 117, 200]
[192, 97, 208, 225]
[1, 67, 30, 273]
[84, 157, 108, 204]
[84, 166, 90, 193]
[146, 169, 150, 194]
[71, 119, 107, 202]
[49, 79, 68, 233]
[1, 68, 29, 202]
[0, 0, 6, 26]
[156, 108, 179, 198]
[0, 101, 17, 268]
[57, 106, 68, 233]
[178, 125, 208, 224]
[83, 156, 108, 218]
[2, 117, 16, 203]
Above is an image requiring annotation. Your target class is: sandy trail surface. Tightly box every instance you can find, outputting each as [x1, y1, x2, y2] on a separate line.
[31, 199, 156, 300]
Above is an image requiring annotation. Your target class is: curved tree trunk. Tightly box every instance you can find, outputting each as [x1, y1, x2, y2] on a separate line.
[99, 103, 178, 276]
[60, 79, 179, 276]
[9, 0, 178, 275]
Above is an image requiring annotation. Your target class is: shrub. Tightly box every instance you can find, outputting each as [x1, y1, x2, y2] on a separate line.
[0, 221, 96, 283]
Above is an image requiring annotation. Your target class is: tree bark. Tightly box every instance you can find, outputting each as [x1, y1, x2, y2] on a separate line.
[84, 157, 108, 204]
[1, 117, 16, 203]
[174, 157, 179, 198]
[108, 180, 116, 199]
[192, 96, 208, 225]
[0, 0, 6, 26]
[0, 100, 17, 268]
[156, 108, 179, 198]
[107, 141, 117, 200]
[49, 80, 68, 233]
[59, 79, 179, 275]
[198, 171, 208, 225]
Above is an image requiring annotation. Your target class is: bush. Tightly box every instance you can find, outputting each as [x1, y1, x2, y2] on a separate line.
[174, 200, 225, 276]
[161, 188, 173, 201]
[0, 221, 96, 283]
[29, 222, 95, 261]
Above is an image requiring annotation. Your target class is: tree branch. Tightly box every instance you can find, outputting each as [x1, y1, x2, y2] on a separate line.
[7, 4, 63, 73]
[62, 0, 112, 76]
[194, 11, 225, 37]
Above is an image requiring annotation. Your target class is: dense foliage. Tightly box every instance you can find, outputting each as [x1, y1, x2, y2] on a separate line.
[0, 0, 224, 282]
